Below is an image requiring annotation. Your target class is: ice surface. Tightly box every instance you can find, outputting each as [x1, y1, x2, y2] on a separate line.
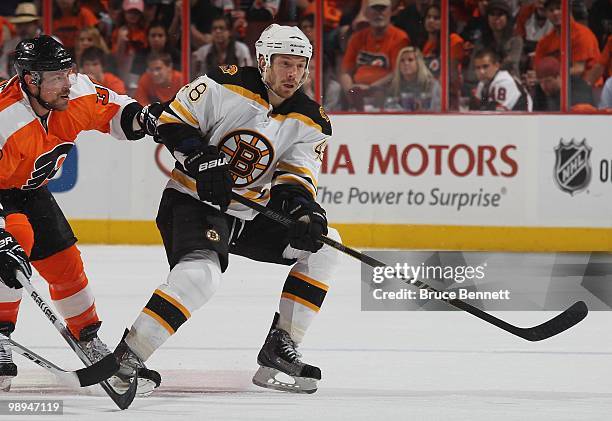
[3, 246, 612, 420]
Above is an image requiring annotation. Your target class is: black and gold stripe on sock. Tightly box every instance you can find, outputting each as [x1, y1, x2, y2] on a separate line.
[280, 271, 329, 312]
[142, 289, 191, 334]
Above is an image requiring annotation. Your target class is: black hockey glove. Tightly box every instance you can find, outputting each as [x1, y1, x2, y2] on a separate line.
[184, 145, 233, 212]
[0, 227, 31, 289]
[271, 185, 328, 253]
[137, 102, 165, 137]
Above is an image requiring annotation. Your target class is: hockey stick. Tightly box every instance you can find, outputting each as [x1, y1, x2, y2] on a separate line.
[231, 192, 588, 341]
[15, 271, 138, 410]
[0, 333, 117, 387]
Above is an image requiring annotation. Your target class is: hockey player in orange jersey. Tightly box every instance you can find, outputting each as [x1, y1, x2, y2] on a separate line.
[0, 35, 161, 394]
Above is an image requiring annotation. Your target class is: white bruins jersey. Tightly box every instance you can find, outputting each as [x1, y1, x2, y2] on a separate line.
[475, 70, 532, 111]
[158, 65, 332, 220]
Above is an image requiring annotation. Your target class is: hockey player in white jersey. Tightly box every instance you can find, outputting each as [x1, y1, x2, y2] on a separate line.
[112, 24, 341, 394]
[471, 48, 533, 111]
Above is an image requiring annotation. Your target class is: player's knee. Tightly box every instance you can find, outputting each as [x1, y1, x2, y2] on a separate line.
[164, 250, 221, 312]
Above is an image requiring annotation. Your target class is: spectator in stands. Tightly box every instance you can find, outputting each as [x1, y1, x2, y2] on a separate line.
[587, 0, 611, 49]
[135, 51, 183, 105]
[302, 55, 343, 111]
[535, 0, 600, 78]
[514, 0, 553, 54]
[169, 0, 227, 50]
[599, 76, 612, 109]
[112, 0, 149, 81]
[469, 48, 532, 111]
[75, 26, 110, 72]
[80, 46, 127, 94]
[421, 3, 464, 79]
[2, 2, 41, 79]
[191, 15, 252, 78]
[340, 0, 410, 105]
[387, 46, 441, 111]
[298, 12, 314, 40]
[586, 34, 611, 85]
[53, 0, 99, 53]
[392, 0, 428, 48]
[461, 0, 489, 51]
[131, 22, 180, 79]
[532, 56, 594, 111]
[464, 0, 523, 93]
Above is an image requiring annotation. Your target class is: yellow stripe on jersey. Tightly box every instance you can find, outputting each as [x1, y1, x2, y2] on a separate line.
[271, 112, 323, 133]
[223, 84, 270, 109]
[169, 99, 199, 127]
[277, 162, 318, 188]
[158, 112, 185, 125]
[273, 174, 317, 199]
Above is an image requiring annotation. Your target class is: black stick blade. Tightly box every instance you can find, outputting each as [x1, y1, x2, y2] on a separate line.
[512, 301, 589, 342]
[100, 368, 138, 410]
[74, 354, 119, 387]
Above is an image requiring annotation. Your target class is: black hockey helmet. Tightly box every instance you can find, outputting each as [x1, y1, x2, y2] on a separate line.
[14, 35, 73, 82]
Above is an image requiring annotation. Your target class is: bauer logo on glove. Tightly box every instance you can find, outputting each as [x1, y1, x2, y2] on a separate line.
[198, 156, 228, 172]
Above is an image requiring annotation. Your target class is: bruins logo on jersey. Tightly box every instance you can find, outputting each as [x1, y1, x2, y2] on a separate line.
[219, 64, 238, 75]
[219, 129, 274, 188]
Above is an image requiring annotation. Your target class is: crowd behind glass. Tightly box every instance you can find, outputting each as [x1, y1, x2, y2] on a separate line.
[1, 0, 610, 112]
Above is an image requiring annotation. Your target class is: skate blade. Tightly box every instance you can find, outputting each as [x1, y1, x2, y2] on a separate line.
[108, 375, 157, 397]
[252, 366, 318, 394]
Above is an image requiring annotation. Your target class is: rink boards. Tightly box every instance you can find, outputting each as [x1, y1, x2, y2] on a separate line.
[50, 114, 612, 251]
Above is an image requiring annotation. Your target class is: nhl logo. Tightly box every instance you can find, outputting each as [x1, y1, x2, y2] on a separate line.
[553, 138, 592, 195]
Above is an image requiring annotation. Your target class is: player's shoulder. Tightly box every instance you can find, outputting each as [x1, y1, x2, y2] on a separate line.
[206, 65, 267, 97]
[0, 77, 24, 112]
[492, 70, 515, 86]
[69, 73, 98, 100]
[275, 90, 332, 136]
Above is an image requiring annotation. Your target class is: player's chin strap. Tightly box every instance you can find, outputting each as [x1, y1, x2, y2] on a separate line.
[20, 72, 57, 112]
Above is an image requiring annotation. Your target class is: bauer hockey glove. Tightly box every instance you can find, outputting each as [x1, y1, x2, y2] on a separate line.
[0, 226, 31, 289]
[271, 185, 328, 253]
[184, 145, 234, 212]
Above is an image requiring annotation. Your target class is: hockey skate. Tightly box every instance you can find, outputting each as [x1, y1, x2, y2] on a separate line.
[0, 322, 16, 392]
[78, 322, 113, 364]
[252, 315, 321, 394]
[111, 329, 161, 397]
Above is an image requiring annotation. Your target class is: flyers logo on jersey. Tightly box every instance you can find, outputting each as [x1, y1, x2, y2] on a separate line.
[219, 64, 238, 75]
[218, 129, 274, 188]
[22, 143, 74, 190]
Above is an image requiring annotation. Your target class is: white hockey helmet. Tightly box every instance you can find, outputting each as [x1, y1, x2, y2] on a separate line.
[255, 24, 312, 89]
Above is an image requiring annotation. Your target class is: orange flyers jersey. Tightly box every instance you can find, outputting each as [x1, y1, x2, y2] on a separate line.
[0, 74, 138, 191]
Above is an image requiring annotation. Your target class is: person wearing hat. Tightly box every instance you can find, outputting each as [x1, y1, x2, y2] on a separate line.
[534, 0, 600, 79]
[463, 0, 523, 94]
[532, 55, 594, 111]
[340, 0, 410, 107]
[1, 3, 41, 79]
[111, 0, 148, 80]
